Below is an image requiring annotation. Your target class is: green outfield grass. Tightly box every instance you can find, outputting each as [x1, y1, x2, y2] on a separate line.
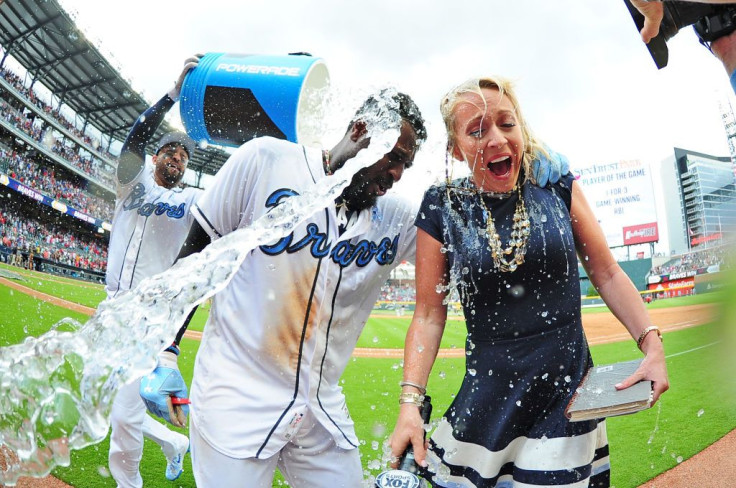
[0, 263, 211, 331]
[0, 262, 107, 308]
[345, 322, 736, 487]
[357, 315, 469, 350]
[1, 276, 734, 487]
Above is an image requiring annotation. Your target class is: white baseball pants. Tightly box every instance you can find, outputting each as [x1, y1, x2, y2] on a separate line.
[190, 409, 363, 487]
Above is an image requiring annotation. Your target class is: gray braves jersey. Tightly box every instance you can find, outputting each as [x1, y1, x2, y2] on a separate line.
[105, 165, 201, 297]
[189, 137, 417, 459]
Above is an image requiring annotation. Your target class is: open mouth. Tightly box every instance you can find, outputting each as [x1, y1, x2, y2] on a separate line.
[375, 181, 391, 196]
[487, 156, 512, 177]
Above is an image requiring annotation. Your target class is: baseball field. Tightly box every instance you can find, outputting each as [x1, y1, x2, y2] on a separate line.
[1, 262, 735, 487]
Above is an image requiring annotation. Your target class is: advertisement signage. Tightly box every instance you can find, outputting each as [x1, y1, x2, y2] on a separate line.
[577, 159, 658, 248]
[623, 222, 659, 245]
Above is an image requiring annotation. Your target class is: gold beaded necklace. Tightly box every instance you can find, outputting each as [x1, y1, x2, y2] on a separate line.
[477, 185, 530, 272]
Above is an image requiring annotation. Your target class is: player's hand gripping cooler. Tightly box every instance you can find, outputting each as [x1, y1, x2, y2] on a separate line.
[140, 345, 191, 428]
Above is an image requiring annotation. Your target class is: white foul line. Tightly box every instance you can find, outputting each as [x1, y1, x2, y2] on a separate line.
[666, 341, 720, 359]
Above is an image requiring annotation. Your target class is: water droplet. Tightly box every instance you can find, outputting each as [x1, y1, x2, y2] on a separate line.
[372, 422, 386, 438]
[509, 284, 525, 297]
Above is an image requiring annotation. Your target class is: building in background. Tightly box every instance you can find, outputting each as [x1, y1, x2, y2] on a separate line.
[643, 147, 734, 299]
[657, 147, 735, 254]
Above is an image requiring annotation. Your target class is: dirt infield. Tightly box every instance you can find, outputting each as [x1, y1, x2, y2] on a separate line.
[0, 277, 730, 487]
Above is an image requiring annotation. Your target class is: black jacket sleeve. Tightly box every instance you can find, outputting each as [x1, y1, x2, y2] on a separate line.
[117, 94, 175, 185]
[172, 221, 212, 346]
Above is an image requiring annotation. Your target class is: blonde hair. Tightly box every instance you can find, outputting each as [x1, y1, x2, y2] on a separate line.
[440, 76, 548, 184]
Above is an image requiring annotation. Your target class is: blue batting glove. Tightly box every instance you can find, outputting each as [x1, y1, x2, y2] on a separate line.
[140, 346, 190, 427]
[531, 147, 570, 187]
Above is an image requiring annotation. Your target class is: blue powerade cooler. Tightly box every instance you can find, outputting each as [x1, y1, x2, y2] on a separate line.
[180, 52, 329, 148]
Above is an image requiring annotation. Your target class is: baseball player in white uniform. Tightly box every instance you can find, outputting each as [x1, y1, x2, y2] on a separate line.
[137, 88, 567, 487]
[105, 57, 201, 487]
[153, 91, 426, 488]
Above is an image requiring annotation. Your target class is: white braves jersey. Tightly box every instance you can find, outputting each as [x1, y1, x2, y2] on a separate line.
[105, 165, 201, 297]
[190, 137, 417, 459]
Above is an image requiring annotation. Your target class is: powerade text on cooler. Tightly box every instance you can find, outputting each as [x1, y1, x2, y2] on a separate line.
[180, 52, 329, 147]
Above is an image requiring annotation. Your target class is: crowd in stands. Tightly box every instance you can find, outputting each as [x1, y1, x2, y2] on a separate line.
[0, 200, 107, 273]
[650, 246, 727, 277]
[1, 67, 118, 164]
[0, 147, 114, 221]
[380, 282, 417, 302]
[0, 98, 115, 188]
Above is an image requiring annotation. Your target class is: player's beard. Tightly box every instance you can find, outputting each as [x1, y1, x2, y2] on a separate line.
[340, 170, 388, 211]
[157, 164, 184, 187]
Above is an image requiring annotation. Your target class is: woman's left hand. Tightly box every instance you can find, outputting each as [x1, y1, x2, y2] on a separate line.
[614, 338, 669, 404]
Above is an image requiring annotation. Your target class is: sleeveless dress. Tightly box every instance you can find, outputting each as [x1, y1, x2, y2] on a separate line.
[415, 174, 610, 488]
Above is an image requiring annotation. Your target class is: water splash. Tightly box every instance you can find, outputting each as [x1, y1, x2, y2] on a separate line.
[0, 91, 402, 485]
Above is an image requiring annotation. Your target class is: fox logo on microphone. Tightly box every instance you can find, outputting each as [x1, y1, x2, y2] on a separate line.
[375, 469, 421, 488]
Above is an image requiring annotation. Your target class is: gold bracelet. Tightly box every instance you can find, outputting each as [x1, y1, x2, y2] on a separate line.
[637, 326, 662, 349]
[399, 392, 424, 407]
[399, 380, 427, 394]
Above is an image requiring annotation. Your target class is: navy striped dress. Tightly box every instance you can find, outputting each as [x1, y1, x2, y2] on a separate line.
[415, 174, 610, 487]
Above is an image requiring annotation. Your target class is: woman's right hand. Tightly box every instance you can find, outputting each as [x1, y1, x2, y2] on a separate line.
[388, 403, 428, 469]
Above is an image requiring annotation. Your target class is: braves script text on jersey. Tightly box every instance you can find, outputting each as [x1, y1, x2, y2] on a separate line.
[105, 165, 201, 297]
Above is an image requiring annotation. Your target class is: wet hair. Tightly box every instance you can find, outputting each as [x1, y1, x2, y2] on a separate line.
[349, 89, 427, 146]
[440, 76, 549, 182]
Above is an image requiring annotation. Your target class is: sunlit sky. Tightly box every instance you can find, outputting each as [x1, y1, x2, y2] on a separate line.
[55, 0, 733, 223]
